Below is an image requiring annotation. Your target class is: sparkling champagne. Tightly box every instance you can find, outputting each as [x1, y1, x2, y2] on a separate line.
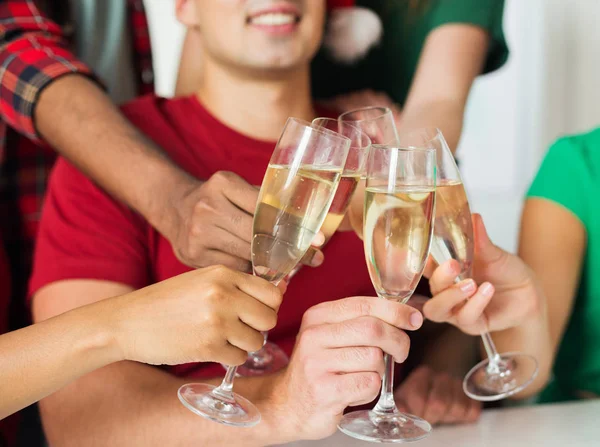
[430, 180, 474, 278]
[364, 186, 435, 301]
[320, 172, 362, 241]
[252, 164, 341, 283]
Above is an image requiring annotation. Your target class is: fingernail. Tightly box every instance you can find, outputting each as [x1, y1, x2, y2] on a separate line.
[310, 250, 324, 267]
[459, 279, 476, 294]
[480, 282, 494, 296]
[313, 232, 325, 247]
[410, 311, 423, 329]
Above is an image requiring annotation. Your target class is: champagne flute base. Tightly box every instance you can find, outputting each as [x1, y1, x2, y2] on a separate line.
[463, 352, 539, 402]
[178, 383, 260, 427]
[338, 409, 432, 443]
[234, 342, 289, 377]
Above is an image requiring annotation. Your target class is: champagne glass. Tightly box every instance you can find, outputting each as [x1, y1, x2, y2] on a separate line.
[235, 118, 369, 377]
[178, 118, 351, 426]
[407, 128, 539, 401]
[338, 107, 400, 240]
[282, 118, 371, 282]
[338, 145, 436, 443]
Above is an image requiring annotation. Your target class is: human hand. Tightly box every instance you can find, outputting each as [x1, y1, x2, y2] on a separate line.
[168, 171, 324, 272]
[395, 366, 481, 425]
[423, 214, 542, 335]
[266, 296, 423, 441]
[111, 265, 283, 366]
[320, 89, 402, 118]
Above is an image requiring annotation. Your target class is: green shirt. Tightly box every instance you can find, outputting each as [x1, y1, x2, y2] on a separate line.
[527, 128, 600, 403]
[311, 0, 508, 104]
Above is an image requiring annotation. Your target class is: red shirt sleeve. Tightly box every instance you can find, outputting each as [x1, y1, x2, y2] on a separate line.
[0, 1, 94, 143]
[29, 158, 151, 297]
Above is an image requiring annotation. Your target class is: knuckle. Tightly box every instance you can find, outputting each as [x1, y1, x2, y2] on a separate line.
[361, 318, 385, 340]
[394, 330, 411, 361]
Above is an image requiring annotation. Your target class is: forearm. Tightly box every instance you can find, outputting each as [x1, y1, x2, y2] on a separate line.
[398, 98, 465, 154]
[484, 295, 553, 399]
[34, 74, 199, 239]
[0, 304, 120, 420]
[39, 362, 290, 447]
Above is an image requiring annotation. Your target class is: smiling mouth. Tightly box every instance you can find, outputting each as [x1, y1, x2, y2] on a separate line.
[248, 12, 300, 26]
[246, 4, 302, 28]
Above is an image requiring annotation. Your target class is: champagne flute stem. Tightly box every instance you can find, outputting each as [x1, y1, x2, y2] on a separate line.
[452, 275, 502, 371]
[481, 331, 502, 372]
[373, 353, 397, 415]
[213, 366, 237, 400]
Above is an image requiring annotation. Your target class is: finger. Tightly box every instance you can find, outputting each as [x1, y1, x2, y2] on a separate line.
[302, 296, 423, 332]
[234, 272, 284, 311]
[220, 172, 260, 215]
[422, 256, 438, 279]
[312, 232, 325, 247]
[235, 295, 279, 332]
[396, 366, 432, 417]
[310, 317, 411, 363]
[429, 259, 462, 295]
[206, 226, 252, 261]
[323, 347, 385, 376]
[466, 398, 482, 423]
[217, 343, 252, 366]
[299, 246, 324, 268]
[213, 202, 254, 246]
[201, 249, 251, 273]
[226, 320, 267, 354]
[422, 280, 477, 323]
[454, 282, 495, 328]
[329, 372, 382, 410]
[444, 381, 471, 424]
[423, 372, 454, 424]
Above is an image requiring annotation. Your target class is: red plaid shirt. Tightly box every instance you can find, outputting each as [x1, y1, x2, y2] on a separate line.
[0, 3, 153, 443]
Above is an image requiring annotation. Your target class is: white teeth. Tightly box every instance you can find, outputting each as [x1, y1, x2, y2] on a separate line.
[250, 13, 296, 26]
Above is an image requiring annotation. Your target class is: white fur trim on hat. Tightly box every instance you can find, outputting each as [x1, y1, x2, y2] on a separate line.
[324, 7, 383, 64]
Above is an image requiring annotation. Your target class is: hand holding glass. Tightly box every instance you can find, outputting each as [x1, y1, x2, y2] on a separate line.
[408, 128, 538, 401]
[338, 145, 436, 443]
[178, 118, 350, 426]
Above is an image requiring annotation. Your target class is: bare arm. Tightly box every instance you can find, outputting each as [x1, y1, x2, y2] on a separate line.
[32, 280, 283, 447]
[0, 268, 280, 421]
[508, 198, 586, 397]
[35, 75, 198, 244]
[399, 24, 489, 152]
[0, 297, 119, 421]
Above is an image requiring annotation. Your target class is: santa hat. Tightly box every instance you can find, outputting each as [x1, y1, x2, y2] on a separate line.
[324, 0, 383, 64]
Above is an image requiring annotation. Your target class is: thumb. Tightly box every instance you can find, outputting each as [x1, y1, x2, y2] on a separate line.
[472, 214, 505, 263]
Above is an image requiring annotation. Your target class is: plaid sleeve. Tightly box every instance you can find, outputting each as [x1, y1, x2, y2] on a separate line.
[0, 1, 93, 143]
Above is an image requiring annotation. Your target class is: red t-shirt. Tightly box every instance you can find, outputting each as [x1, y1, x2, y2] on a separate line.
[29, 95, 374, 379]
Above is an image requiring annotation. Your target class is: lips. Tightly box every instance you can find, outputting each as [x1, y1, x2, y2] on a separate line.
[249, 12, 298, 26]
[246, 3, 302, 32]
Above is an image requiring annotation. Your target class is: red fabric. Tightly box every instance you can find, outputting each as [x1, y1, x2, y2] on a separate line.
[327, 0, 355, 10]
[29, 95, 376, 380]
[0, 0, 153, 332]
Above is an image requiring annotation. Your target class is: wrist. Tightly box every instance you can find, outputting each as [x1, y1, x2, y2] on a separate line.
[146, 167, 201, 242]
[69, 301, 125, 368]
[254, 371, 299, 445]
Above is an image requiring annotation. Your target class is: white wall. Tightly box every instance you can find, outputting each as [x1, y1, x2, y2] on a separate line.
[459, 0, 600, 252]
[144, 0, 600, 252]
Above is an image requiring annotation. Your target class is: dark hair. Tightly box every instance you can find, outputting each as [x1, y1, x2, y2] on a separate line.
[34, 0, 71, 28]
